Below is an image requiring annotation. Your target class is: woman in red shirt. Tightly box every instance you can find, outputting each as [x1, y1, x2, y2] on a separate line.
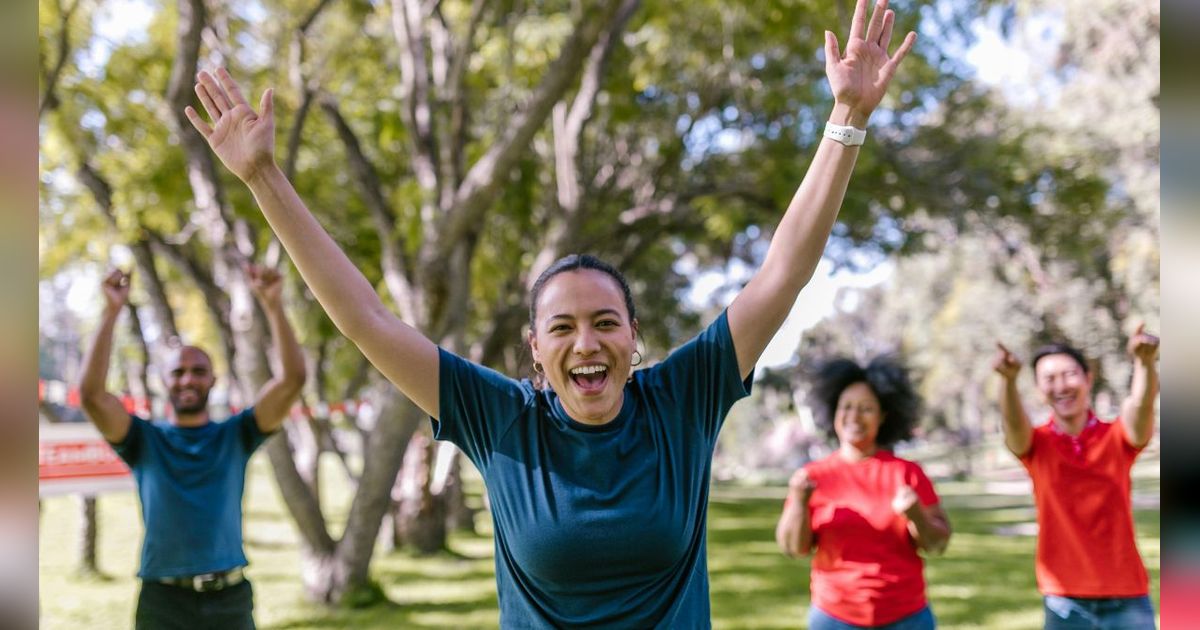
[776, 356, 951, 629]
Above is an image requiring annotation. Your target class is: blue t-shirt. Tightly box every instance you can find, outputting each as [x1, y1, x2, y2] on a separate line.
[110, 408, 271, 579]
[434, 311, 752, 628]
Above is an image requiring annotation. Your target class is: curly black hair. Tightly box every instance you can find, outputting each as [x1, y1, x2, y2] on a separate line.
[807, 355, 923, 449]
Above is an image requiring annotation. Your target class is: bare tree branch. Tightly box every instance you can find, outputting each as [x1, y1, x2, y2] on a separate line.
[444, 0, 489, 190]
[142, 230, 239, 371]
[318, 94, 422, 324]
[434, 0, 627, 258]
[285, 0, 339, 180]
[284, 89, 316, 181]
[528, 0, 641, 285]
[341, 355, 372, 404]
[165, 0, 255, 267]
[75, 161, 181, 340]
[39, 0, 82, 118]
[390, 0, 441, 207]
[124, 302, 154, 415]
[299, 0, 338, 32]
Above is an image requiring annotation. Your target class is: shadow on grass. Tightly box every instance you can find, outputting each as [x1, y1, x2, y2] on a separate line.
[245, 538, 296, 551]
[69, 568, 116, 583]
[372, 564, 497, 585]
[265, 594, 500, 629]
[381, 544, 489, 563]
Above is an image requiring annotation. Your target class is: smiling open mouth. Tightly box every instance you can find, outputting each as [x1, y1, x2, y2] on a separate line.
[569, 364, 608, 394]
[176, 388, 203, 403]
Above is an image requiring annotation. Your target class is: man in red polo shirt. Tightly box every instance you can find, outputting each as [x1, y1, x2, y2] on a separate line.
[993, 326, 1159, 629]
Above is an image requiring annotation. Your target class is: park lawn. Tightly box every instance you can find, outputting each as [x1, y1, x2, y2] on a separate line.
[39, 454, 1159, 629]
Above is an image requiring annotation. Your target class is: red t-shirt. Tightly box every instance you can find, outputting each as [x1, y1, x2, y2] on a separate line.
[1019, 414, 1149, 597]
[797, 450, 939, 626]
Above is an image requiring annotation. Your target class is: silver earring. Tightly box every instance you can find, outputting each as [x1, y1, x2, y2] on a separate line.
[533, 361, 544, 374]
[631, 350, 643, 367]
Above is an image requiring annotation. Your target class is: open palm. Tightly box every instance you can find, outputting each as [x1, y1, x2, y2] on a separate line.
[825, 0, 916, 122]
[185, 68, 276, 182]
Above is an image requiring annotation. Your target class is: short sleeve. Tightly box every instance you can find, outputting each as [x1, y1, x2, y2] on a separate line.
[1114, 418, 1147, 458]
[233, 407, 270, 454]
[1018, 427, 1044, 468]
[641, 310, 753, 441]
[905, 462, 939, 507]
[434, 348, 533, 469]
[108, 415, 146, 466]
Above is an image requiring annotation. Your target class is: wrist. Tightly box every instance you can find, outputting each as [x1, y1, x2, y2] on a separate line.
[245, 161, 283, 188]
[258, 298, 285, 314]
[829, 102, 870, 128]
[788, 486, 813, 500]
[1137, 364, 1157, 382]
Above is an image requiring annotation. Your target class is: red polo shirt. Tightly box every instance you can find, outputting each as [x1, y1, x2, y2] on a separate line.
[1019, 413, 1149, 597]
[798, 451, 939, 626]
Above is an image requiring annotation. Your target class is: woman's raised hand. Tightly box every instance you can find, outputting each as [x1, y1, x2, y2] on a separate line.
[185, 68, 277, 183]
[824, 0, 917, 126]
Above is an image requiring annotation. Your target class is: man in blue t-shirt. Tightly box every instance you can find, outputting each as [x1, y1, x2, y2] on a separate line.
[79, 265, 306, 630]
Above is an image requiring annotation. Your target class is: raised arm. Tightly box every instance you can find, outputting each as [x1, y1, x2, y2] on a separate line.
[775, 468, 817, 557]
[992, 342, 1033, 457]
[78, 270, 135, 442]
[246, 264, 307, 433]
[1120, 323, 1159, 449]
[727, 0, 916, 379]
[185, 68, 439, 418]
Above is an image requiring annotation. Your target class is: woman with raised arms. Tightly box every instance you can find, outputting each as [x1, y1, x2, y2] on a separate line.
[186, 0, 916, 626]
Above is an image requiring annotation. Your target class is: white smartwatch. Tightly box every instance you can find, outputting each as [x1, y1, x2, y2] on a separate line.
[823, 121, 867, 146]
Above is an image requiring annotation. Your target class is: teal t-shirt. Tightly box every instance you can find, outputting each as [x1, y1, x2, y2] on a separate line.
[110, 408, 270, 579]
[434, 311, 752, 628]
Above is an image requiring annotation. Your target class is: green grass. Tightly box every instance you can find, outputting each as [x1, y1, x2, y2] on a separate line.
[39, 454, 1159, 629]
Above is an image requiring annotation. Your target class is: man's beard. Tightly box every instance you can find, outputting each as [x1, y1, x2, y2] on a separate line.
[170, 388, 210, 415]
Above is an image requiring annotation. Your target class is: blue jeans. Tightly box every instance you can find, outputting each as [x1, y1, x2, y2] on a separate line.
[1043, 594, 1156, 630]
[809, 605, 936, 629]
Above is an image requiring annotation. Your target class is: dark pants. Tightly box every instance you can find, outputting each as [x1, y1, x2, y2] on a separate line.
[134, 579, 255, 630]
[1043, 594, 1156, 630]
[809, 605, 936, 629]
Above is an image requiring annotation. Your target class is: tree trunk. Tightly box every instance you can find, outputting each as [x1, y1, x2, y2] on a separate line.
[76, 494, 99, 576]
[441, 448, 476, 533]
[294, 395, 425, 604]
[124, 303, 153, 416]
[393, 431, 446, 554]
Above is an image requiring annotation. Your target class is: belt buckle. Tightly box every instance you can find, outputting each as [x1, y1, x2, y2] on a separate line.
[193, 573, 221, 592]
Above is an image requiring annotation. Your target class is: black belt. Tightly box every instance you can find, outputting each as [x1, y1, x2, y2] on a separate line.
[152, 567, 245, 592]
